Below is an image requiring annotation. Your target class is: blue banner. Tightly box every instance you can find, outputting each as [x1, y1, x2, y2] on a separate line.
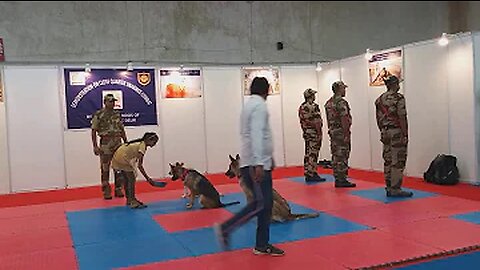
[64, 68, 158, 129]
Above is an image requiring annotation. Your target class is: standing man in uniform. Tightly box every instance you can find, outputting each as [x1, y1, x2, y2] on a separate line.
[325, 81, 356, 188]
[91, 94, 128, 200]
[375, 75, 413, 197]
[299, 88, 326, 183]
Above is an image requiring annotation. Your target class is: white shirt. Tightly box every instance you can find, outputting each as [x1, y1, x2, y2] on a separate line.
[239, 95, 273, 170]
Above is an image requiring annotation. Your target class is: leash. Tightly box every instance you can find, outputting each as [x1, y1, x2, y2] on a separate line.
[181, 168, 190, 180]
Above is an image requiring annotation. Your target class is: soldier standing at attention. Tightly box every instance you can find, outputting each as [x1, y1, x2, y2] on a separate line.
[299, 88, 326, 183]
[325, 81, 356, 188]
[375, 75, 413, 197]
[91, 94, 128, 200]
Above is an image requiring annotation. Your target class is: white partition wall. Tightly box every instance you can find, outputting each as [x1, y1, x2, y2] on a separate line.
[447, 35, 476, 181]
[340, 56, 372, 171]
[403, 41, 449, 177]
[281, 66, 317, 166]
[317, 61, 341, 160]
[4, 66, 66, 192]
[475, 33, 480, 184]
[203, 67, 242, 173]
[0, 68, 10, 194]
[159, 68, 207, 174]
[266, 93, 285, 167]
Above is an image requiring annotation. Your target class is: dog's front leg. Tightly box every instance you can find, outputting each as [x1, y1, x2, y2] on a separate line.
[186, 191, 195, 209]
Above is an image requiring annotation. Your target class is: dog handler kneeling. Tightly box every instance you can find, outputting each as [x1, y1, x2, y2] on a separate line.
[112, 132, 167, 209]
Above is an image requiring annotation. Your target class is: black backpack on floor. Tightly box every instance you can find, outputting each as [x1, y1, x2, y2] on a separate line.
[423, 154, 460, 185]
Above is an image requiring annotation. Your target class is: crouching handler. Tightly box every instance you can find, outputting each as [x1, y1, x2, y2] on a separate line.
[112, 132, 167, 209]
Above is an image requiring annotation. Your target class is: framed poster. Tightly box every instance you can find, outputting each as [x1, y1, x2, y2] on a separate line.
[368, 49, 403, 86]
[64, 68, 157, 129]
[242, 67, 281, 95]
[160, 68, 202, 98]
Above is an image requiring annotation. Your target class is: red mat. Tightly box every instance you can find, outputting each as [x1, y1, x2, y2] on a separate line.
[0, 166, 478, 209]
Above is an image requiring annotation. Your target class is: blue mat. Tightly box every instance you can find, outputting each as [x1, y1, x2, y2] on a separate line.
[350, 187, 437, 203]
[452, 211, 480, 225]
[395, 251, 480, 269]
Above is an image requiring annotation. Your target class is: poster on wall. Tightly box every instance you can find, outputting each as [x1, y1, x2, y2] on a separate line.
[64, 68, 157, 129]
[160, 68, 202, 98]
[368, 49, 403, 86]
[242, 67, 281, 95]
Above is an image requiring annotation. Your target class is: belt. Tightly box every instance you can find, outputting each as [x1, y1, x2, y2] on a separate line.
[383, 125, 400, 130]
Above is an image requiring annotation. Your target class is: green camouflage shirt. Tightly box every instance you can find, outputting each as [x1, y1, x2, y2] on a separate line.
[375, 91, 406, 129]
[325, 96, 351, 135]
[91, 108, 124, 137]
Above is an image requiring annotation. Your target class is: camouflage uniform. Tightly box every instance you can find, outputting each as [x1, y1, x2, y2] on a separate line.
[325, 96, 351, 182]
[375, 76, 412, 197]
[92, 107, 125, 198]
[299, 89, 323, 180]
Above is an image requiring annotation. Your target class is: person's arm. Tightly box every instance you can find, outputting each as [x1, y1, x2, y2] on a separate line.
[137, 154, 153, 183]
[121, 128, 127, 143]
[397, 96, 408, 143]
[339, 100, 351, 143]
[250, 104, 267, 182]
[91, 115, 101, 155]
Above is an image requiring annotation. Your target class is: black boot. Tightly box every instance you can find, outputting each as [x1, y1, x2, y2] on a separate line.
[335, 180, 356, 188]
[386, 188, 413, 197]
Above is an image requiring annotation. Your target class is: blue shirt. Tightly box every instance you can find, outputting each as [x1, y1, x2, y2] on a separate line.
[239, 95, 273, 170]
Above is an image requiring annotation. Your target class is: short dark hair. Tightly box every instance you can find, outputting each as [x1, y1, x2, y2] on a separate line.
[250, 77, 270, 96]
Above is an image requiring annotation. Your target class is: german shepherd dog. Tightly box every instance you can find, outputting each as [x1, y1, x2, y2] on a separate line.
[169, 162, 240, 209]
[225, 154, 320, 223]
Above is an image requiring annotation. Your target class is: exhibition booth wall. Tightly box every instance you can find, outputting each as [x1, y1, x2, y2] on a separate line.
[0, 33, 478, 194]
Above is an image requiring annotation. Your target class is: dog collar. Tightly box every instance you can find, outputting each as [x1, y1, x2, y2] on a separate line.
[181, 169, 189, 180]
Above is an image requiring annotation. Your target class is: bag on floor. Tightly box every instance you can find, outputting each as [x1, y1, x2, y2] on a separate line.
[423, 154, 460, 185]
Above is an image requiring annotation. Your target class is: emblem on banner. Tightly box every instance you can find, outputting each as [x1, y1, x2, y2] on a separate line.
[137, 72, 151, 86]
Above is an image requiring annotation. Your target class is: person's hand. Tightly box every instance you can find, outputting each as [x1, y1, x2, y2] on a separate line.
[93, 146, 102, 156]
[252, 165, 264, 183]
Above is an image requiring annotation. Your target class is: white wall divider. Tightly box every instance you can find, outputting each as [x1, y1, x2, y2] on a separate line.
[203, 67, 242, 173]
[4, 66, 66, 192]
[0, 67, 10, 194]
[317, 61, 341, 161]
[159, 68, 207, 175]
[474, 33, 480, 184]
[281, 65, 317, 167]
[266, 91, 286, 168]
[340, 56, 373, 171]
[447, 35, 476, 181]
[403, 41, 449, 177]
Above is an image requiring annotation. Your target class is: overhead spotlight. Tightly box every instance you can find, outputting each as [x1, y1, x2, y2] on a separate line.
[127, 62, 133, 71]
[85, 63, 91, 73]
[438, 33, 449, 46]
[365, 48, 372, 60]
[315, 62, 322, 72]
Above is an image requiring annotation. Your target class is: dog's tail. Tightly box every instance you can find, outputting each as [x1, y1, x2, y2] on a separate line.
[221, 201, 241, 207]
[289, 212, 320, 221]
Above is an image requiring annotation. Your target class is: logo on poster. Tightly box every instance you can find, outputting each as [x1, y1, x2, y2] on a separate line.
[137, 72, 151, 86]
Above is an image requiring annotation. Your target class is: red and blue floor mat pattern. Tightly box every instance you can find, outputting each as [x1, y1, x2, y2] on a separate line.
[0, 174, 479, 270]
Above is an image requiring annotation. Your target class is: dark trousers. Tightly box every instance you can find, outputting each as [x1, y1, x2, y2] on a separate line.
[221, 166, 273, 249]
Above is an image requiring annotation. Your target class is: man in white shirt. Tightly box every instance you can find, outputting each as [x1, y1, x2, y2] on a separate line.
[214, 77, 284, 256]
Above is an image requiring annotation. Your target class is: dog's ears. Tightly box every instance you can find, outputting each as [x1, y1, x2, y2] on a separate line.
[235, 154, 240, 160]
[229, 155, 235, 162]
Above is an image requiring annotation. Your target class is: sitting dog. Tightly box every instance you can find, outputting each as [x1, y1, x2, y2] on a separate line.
[169, 162, 240, 209]
[225, 154, 320, 223]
